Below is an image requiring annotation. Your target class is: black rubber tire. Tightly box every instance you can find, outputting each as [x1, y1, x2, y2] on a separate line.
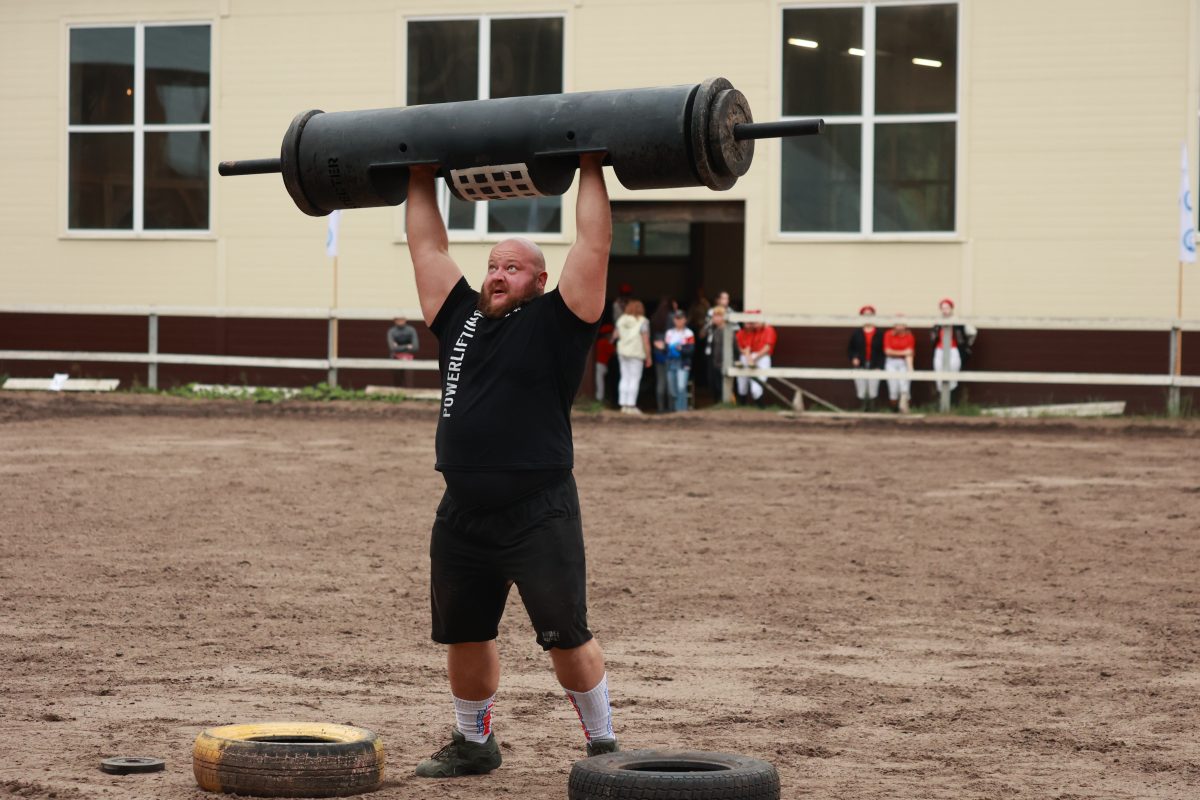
[100, 756, 165, 775]
[192, 722, 384, 797]
[568, 749, 779, 800]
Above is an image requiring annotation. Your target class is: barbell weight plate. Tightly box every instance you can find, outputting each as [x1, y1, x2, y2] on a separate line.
[707, 88, 755, 182]
[689, 77, 738, 191]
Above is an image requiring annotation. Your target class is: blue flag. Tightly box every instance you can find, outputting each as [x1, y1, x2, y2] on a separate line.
[326, 210, 341, 258]
[1182, 145, 1195, 264]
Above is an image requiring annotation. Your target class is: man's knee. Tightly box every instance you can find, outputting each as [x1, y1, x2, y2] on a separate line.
[548, 638, 605, 691]
[447, 640, 501, 699]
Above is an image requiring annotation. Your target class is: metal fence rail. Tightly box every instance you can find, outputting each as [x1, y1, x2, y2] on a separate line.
[726, 366, 1200, 389]
[0, 303, 427, 388]
[0, 350, 439, 372]
[721, 311, 1199, 415]
[2, 304, 1198, 413]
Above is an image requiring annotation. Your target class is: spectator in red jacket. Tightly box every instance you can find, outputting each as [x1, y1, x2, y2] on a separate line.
[735, 312, 777, 407]
[883, 317, 916, 413]
[594, 324, 615, 404]
[930, 297, 976, 404]
[847, 305, 885, 411]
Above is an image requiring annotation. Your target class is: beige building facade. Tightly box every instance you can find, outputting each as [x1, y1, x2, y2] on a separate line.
[1, 0, 1197, 321]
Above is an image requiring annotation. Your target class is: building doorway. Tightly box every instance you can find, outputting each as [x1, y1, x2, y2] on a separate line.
[603, 200, 745, 409]
[607, 200, 745, 321]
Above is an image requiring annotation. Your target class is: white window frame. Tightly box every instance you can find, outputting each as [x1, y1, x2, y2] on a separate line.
[65, 21, 213, 238]
[777, 1, 961, 241]
[404, 12, 567, 241]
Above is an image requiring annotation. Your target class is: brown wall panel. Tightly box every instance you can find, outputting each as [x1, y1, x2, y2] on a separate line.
[3, 313, 1197, 412]
[1, 313, 146, 351]
[158, 317, 327, 358]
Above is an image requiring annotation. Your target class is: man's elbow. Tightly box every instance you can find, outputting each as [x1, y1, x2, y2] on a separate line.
[575, 237, 611, 263]
[409, 240, 450, 262]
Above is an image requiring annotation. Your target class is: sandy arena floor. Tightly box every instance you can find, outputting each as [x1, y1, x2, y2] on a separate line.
[1, 394, 1198, 799]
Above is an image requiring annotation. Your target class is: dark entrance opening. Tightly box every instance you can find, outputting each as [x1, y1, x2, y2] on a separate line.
[607, 200, 745, 318]
[600, 201, 745, 410]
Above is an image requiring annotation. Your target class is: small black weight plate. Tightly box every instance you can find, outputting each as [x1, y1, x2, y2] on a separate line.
[100, 756, 165, 775]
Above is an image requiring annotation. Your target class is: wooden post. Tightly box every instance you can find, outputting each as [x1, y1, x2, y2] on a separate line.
[938, 323, 953, 412]
[147, 313, 158, 390]
[328, 256, 339, 387]
[721, 320, 734, 404]
[1168, 260, 1183, 417]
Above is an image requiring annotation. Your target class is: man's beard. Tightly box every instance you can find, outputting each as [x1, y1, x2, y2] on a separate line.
[478, 282, 543, 319]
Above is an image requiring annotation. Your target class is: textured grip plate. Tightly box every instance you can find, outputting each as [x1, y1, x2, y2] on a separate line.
[449, 163, 543, 201]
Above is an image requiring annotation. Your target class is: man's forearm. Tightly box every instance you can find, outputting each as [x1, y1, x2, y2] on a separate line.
[558, 154, 612, 323]
[405, 168, 448, 257]
[404, 166, 462, 326]
[575, 156, 612, 255]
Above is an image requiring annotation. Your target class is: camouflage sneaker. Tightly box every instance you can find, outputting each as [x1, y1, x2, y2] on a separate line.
[585, 737, 619, 757]
[415, 730, 502, 778]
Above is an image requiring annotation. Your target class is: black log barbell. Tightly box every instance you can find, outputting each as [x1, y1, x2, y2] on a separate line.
[218, 77, 823, 217]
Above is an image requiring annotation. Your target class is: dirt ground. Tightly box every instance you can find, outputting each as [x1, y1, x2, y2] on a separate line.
[1, 394, 1198, 800]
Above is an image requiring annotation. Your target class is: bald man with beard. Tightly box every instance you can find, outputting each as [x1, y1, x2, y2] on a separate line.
[404, 155, 619, 778]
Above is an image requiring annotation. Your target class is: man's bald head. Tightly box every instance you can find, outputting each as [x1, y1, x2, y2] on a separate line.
[491, 238, 546, 274]
[480, 237, 549, 318]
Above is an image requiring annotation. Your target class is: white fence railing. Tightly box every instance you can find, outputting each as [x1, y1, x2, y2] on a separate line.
[0, 303, 430, 388]
[720, 311, 1199, 415]
[1, 304, 1197, 414]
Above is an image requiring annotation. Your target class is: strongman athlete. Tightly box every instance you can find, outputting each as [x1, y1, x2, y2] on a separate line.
[405, 155, 617, 777]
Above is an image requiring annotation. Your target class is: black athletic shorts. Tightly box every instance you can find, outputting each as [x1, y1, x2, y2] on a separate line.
[429, 473, 592, 651]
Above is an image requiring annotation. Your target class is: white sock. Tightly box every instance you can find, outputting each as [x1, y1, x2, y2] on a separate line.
[453, 694, 494, 743]
[566, 674, 614, 742]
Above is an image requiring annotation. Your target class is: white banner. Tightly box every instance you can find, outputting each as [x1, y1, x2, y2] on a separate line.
[326, 210, 341, 258]
[1182, 144, 1196, 264]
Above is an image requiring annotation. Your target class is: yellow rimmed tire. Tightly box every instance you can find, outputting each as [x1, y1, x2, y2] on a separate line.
[193, 722, 384, 797]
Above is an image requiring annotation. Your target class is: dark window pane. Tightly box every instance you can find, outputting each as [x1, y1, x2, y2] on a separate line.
[145, 26, 211, 124]
[781, 123, 861, 232]
[487, 196, 561, 234]
[782, 8, 862, 117]
[447, 193, 475, 229]
[69, 132, 133, 229]
[876, 4, 958, 114]
[407, 20, 479, 104]
[490, 18, 563, 99]
[144, 131, 209, 229]
[612, 222, 639, 256]
[643, 222, 690, 256]
[70, 27, 134, 124]
[873, 122, 955, 232]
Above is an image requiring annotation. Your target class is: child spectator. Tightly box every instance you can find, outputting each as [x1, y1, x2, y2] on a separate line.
[650, 298, 677, 412]
[663, 310, 696, 412]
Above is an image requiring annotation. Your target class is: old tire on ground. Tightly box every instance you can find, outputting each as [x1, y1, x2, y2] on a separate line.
[99, 756, 165, 775]
[568, 749, 779, 800]
[193, 722, 384, 797]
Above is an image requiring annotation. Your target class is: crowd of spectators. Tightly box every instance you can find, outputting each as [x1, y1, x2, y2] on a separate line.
[848, 300, 976, 413]
[594, 288, 978, 414]
[598, 286, 779, 413]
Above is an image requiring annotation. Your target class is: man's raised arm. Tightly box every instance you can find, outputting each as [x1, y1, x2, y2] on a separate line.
[405, 166, 464, 327]
[558, 154, 612, 324]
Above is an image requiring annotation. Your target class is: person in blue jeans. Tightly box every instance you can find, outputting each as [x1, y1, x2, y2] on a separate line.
[663, 310, 695, 412]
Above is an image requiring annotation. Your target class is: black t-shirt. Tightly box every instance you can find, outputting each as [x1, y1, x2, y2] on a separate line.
[430, 277, 598, 475]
